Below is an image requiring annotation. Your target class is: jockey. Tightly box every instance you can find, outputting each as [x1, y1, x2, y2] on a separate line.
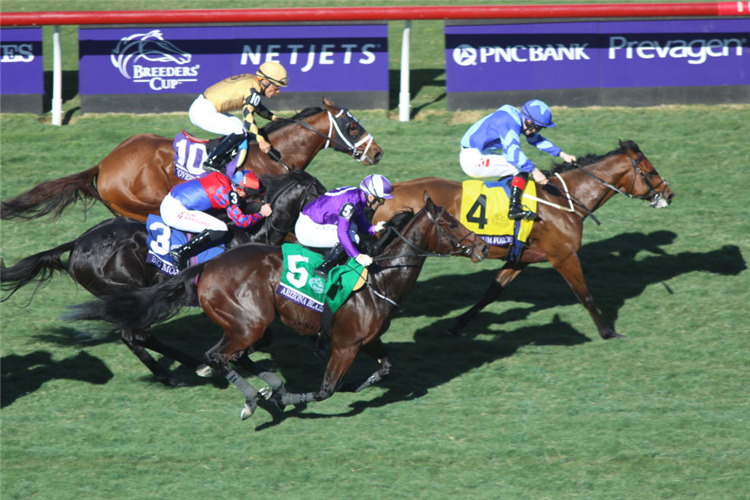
[459, 99, 577, 220]
[160, 169, 273, 270]
[295, 174, 394, 278]
[188, 62, 289, 172]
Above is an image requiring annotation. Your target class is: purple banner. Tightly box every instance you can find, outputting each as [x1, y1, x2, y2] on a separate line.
[0, 28, 44, 95]
[79, 25, 388, 95]
[445, 19, 750, 92]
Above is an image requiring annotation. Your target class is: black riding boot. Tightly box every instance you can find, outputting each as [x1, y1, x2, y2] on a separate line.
[203, 133, 245, 173]
[314, 244, 347, 279]
[169, 229, 226, 271]
[507, 174, 536, 221]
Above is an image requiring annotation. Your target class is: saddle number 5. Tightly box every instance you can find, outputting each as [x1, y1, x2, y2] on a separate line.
[286, 255, 310, 288]
[466, 194, 488, 230]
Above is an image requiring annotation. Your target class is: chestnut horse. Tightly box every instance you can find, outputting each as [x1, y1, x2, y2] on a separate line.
[66, 194, 489, 419]
[2, 170, 326, 387]
[1, 98, 382, 222]
[372, 140, 675, 340]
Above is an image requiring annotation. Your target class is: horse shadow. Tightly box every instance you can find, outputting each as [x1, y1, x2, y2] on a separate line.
[1, 350, 113, 408]
[398, 232, 746, 334]
[252, 314, 589, 429]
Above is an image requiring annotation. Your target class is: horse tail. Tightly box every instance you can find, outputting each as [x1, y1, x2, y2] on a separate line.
[1, 165, 106, 220]
[64, 263, 206, 331]
[1, 240, 75, 302]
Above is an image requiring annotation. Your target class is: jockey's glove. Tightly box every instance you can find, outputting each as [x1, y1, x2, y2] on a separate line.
[355, 254, 373, 267]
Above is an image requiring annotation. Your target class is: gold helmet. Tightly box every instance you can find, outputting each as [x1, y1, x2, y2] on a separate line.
[256, 62, 288, 87]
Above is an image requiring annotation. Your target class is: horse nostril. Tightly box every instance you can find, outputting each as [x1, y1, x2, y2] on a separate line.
[373, 151, 383, 164]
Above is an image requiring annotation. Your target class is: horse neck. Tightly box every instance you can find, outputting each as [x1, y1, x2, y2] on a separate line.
[558, 154, 633, 212]
[269, 112, 329, 169]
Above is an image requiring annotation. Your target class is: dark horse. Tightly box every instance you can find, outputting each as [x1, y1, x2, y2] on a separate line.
[66, 194, 490, 419]
[1, 170, 326, 387]
[372, 140, 675, 339]
[1, 98, 383, 222]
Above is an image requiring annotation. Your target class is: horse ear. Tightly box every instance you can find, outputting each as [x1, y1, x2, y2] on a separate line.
[423, 191, 435, 211]
[323, 97, 336, 109]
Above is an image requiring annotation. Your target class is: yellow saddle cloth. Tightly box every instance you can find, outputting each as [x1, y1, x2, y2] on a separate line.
[460, 180, 536, 246]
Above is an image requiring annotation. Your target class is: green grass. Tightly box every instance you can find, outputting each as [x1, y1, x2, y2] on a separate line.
[2, 2, 750, 499]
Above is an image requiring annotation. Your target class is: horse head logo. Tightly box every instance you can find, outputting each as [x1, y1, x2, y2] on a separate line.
[110, 30, 192, 79]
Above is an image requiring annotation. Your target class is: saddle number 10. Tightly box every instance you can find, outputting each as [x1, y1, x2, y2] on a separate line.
[465, 194, 488, 230]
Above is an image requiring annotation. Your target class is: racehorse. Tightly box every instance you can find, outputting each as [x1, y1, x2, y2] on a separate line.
[66, 194, 490, 419]
[372, 140, 675, 340]
[1, 98, 382, 222]
[1, 170, 326, 387]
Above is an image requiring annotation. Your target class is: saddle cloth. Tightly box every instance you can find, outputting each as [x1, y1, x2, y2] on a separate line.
[276, 244, 367, 314]
[145, 214, 226, 276]
[172, 131, 246, 182]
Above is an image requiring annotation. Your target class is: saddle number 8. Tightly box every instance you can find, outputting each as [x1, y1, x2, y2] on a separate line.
[465, 194, 488, 230]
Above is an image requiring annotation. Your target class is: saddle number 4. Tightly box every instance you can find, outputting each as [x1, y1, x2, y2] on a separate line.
[286, 255, 310, 288]
[466, 194, 488, 230]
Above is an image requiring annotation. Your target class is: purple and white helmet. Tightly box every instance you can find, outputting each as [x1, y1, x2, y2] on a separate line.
[359, 174, 394, 199]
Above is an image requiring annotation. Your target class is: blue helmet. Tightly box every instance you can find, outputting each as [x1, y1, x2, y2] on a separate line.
[359, 174, 394, 200]
[521, 99, 556, 128]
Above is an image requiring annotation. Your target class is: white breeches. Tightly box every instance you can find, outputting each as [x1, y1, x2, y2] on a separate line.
[160, 194, 228, 234]
[188, 94, 245, 136]
[459, 147, 519, 179]
[294, 213, 360, 249]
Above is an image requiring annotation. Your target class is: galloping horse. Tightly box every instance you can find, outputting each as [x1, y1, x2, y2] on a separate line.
[66, 194, 490, 419]
[372, 140, 675, 339]
[1, 170, 326, 387]
[1, 98, 382, 222]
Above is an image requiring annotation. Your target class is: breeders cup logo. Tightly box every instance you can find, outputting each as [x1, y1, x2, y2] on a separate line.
[239, 42, 380, 72]
[110, 30, 200, 90]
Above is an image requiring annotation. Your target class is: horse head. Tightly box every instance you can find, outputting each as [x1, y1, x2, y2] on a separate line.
[321, 98, 384, 166]
[420, 192, 489, 262]
[618, 140, 674, 209]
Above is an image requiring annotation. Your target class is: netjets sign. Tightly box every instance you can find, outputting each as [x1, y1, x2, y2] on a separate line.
[79, 25, 387, 97]
[0, 28, 44, 113]
[445, 19, 749, 102]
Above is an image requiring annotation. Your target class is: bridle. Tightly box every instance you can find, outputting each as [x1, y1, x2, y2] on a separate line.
[292, 108, 374, 162]
[574, 152, 670, 208]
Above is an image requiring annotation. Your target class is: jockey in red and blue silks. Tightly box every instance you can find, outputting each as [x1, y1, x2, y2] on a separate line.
[459, 99, 577, 220]
[160, 169, 272, 270]
[294, 174, 393, 278]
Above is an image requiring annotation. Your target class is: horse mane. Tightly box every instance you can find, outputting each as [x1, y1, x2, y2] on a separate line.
[262, 107, 324, 135]
[550, 140, 641, 174]
[259, 169, 317, 197]
[361, 209, 416, 257]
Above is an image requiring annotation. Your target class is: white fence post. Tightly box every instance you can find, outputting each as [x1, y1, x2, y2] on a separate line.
[398, 20, 411, 122]
[51, 25, 63, 126]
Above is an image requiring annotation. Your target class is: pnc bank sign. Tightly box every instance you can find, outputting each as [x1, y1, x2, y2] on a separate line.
[445, 19, 750, 95]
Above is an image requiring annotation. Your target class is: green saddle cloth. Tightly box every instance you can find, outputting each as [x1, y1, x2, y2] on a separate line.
[276, 243, 366, 314]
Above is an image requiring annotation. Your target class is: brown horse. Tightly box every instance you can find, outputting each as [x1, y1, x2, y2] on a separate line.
[66, 194, 490, 419]
[1, 98, 383, 222]
[372, 140, 675, 339]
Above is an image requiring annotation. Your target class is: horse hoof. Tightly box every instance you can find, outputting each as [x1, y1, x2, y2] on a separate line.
[240, 401, 255, 420]
[259, 386, 273, 400]
[195, 364, 213, 377]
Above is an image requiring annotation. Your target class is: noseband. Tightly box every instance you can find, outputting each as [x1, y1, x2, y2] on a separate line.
[575, 153, 670, 208]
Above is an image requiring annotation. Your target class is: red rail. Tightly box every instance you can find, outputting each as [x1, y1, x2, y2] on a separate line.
[2, 3, 749, 26]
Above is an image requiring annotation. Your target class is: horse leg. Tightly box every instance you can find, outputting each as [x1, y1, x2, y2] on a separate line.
[549, 251, 623, 339]
[204, 336, 261, 420]
[339, 338, 392, 393]
[272, 344, 360, 407]
[134, 328, 204, 369]
[120, 329, 185, 388]
[448, 263, 528, 337]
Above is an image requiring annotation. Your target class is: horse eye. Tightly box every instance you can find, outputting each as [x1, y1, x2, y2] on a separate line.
[348, 123, 358, 135]
[449, 222, 458, 229]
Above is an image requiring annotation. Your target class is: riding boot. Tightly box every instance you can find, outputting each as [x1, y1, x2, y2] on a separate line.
[169, 229, 226, 271]
[507, 172, 536, 221]
[314, 244, 347, 279]
[203, 133, 245, 173]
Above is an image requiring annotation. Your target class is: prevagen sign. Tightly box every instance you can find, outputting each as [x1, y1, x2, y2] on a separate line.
[0, 28, 44, 95]
[79, 25, 388, 95]
[445, 19, 750, 95]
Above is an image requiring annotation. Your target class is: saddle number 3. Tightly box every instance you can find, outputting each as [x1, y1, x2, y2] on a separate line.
[286, 255, 310, 288]
[466, 194, 488, 230]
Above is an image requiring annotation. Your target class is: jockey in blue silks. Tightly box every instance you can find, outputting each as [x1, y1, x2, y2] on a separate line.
[160, 169, 272, 270]
[294, 174, 394, 278]
[459, 99, 577, 220]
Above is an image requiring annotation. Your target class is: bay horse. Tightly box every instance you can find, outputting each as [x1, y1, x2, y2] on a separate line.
[1, 170, 326, 387]
[1, 98, 382, 222]
[372, 140, 675, 340]
[66, 194, 490, 419]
